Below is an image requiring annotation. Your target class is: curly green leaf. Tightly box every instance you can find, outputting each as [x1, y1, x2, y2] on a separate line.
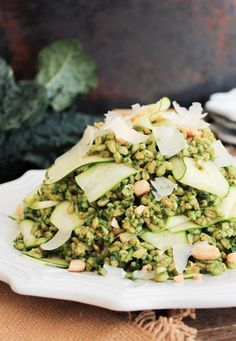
[36, 39, 98, 111]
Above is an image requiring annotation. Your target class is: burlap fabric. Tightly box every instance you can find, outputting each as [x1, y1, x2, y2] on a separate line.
[0, 282, 196, 341]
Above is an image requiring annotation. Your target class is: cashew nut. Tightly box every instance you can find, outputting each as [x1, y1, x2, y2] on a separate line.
[133, 180, 150, 196]
[119, 232, 132, 243]
[227, 252, 236, 263]
[191, 243, 220, 261]
[68, 259, 86, 272]
[141, 264, 152, 272]
[15, 203, 23, 217]
[173, 274, 184, 283]
[134, 205, 146, 215]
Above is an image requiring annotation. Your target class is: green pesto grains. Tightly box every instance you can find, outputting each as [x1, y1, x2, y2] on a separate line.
[13, 124, 236, 282]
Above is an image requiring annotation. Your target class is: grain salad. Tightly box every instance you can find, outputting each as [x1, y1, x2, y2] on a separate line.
[14, 98, 236, 282]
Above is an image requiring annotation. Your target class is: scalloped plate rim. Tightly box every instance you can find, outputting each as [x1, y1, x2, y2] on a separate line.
[0, 170, 236, 311]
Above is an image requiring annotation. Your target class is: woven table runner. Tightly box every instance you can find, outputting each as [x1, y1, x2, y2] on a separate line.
[0, 282, 196, 341]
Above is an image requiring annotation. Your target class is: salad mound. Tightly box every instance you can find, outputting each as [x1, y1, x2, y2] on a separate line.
[14, 98, 236, 282]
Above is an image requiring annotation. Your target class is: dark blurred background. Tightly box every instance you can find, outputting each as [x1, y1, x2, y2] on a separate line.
[1, 0, 236, 112]
[1, 0, 236, 182]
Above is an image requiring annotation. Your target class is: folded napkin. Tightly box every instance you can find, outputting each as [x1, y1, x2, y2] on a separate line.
[0, 282, 196, 341]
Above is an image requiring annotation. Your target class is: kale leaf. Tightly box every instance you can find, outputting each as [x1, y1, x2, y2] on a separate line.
[1, 81, 48, 131]
[0, 58, 15, 99]
[0, 58, 48, 131]
[36, 39, 98, 111]
[0, 108, 102, 182]
[0, 38, 99, 181]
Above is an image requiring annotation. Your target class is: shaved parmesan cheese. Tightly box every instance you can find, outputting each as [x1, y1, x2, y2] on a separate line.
[41, 229, 72, 251]
[55, 125, 96, 164]
[151, 177, 177, 201]
[102, 264, 126, 279]
[104, 110, 131, 126]
[213, 140, 234, 167]
[170, 101, 209, 130]
[132, 103, 141, 112]
[152, 125, 187, 158]
[173, 244, 192, 274]
[76, 125, 97, 156]
[102, 116, 148, 144]
[111, 217, 120, 229]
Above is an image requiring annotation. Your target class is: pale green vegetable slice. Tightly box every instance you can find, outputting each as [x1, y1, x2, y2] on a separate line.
[165, 215, 226, 233]
[45, 155, 113, 184]
[23, 187, 59, 209]
[165, 215, 190, 229]
[158, 97, 171, 111]
[132, 97, 171, 128]
[229, 201, 236, 219]
[19, 220, 46, 248]
[50, 201, 84, 232]
[170, 157, 229, 197]
[21, 252, 69, 268]
[168, 220, 200, 233]
[41, 201, 84, 251]
[217, 187, 236, 218]
[140, 229, 186, 251]
[75, 162, 137, 202]
[143, 97, 171, 114]
[132, 115, 152, 129]
[166, 215, 199, 233]
[39, 256, 69, 267]
[25, 200, 59, 210]
[19, 220, 35, 248]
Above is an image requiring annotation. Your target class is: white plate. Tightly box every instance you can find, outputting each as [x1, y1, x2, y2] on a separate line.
[212, 114, 236, 130]
[205, 88, 236, 122]
[0, 170, 236, 311]
[211, 124, 236, 145]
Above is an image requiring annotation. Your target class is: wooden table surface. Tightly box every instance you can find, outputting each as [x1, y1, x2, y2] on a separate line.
[0, 281, 235, 340]
[188, 308, 236, 340]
